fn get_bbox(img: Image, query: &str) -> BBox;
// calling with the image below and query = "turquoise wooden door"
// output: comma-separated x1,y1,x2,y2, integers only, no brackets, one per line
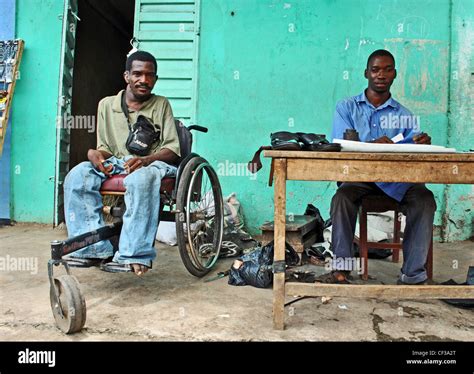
133,0,200,123
54,0,78,225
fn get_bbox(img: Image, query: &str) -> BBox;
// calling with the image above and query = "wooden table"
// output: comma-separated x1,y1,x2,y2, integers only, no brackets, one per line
264,150,474,330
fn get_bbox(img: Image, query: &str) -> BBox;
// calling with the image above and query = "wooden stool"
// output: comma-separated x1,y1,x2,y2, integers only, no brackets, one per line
353,195,433,281
261,215,318,254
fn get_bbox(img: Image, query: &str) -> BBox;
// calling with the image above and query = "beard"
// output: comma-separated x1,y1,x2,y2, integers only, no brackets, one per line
131,86,152,101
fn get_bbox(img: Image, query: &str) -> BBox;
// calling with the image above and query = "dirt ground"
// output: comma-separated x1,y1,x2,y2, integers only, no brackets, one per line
0,223,473,341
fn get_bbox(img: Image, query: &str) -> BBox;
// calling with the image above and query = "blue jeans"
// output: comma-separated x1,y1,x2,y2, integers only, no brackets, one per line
63,156,177,267
330,183,436,284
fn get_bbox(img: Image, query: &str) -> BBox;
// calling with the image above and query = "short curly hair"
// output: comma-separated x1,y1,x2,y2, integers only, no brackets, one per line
125,51,157,73
366,49,395,68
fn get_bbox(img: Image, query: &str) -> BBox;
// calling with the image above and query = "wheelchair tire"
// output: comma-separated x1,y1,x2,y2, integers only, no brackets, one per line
50,275,86,334
175,156,224,277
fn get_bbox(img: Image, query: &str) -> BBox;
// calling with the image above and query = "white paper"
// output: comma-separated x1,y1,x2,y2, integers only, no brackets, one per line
333,139,457,153
391,133,404,143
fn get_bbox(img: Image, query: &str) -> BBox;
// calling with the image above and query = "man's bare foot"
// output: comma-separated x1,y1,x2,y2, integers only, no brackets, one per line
131,264,149,276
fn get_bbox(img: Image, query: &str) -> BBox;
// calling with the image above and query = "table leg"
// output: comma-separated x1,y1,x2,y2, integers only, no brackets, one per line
273,158,287,330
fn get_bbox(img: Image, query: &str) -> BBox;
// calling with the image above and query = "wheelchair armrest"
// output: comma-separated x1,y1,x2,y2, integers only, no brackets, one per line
187,125,208,133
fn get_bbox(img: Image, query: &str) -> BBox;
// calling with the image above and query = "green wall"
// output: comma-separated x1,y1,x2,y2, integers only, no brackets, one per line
11,0,63,223
444,0,474,241
195,0,472,238
7,0,473,241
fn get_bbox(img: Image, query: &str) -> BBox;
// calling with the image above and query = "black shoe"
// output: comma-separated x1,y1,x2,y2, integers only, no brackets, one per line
296,132,342,152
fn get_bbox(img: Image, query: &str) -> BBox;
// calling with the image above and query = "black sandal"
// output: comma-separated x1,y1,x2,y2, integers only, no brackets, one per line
247,131,339,174
270,131,302,150
100,261,152,274
296,133,342,152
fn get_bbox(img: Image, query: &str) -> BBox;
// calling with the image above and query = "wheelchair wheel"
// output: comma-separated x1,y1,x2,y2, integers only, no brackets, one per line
176,156,224,277
50,275,86,334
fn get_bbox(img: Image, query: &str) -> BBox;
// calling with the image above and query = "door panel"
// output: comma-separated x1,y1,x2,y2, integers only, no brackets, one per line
54,0,78,226
134,0,200,122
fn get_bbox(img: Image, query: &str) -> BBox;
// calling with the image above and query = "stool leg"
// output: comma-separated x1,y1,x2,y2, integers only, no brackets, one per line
360,208,369,281
392,210,401,263
425,231,433,280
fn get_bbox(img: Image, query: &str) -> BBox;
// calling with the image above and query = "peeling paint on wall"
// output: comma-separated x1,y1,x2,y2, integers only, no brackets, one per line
197,0,459,236
443,0,474,241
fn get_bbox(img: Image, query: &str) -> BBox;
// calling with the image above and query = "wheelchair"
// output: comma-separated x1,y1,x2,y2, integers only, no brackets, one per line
48,121,224,333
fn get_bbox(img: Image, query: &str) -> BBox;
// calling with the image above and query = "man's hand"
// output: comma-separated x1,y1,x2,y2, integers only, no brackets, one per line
124,149,179,173
413,133,431,144
87,149,113,176
124,156,151,174
370,136,393,144
124,149,179,174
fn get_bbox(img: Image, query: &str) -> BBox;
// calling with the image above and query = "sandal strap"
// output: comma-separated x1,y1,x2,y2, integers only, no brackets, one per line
100,261,133,273
247,146,272,173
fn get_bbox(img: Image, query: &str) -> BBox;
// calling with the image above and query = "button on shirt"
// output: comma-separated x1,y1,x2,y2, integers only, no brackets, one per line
331,91,421,201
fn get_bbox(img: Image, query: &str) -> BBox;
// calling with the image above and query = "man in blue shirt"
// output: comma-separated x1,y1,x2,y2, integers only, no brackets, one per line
317,49,436,285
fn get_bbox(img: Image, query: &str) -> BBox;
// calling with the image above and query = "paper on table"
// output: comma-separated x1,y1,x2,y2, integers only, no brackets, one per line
333,139,457,153
391,133,404,143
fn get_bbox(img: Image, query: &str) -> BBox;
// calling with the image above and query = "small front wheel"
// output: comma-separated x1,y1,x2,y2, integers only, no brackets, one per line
175,157,224,277
50,275,86,334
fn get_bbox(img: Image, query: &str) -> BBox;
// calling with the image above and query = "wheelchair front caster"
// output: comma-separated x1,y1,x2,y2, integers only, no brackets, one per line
50,275,86,334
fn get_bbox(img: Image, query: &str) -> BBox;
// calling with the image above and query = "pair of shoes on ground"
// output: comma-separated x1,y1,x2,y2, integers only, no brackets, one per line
270,131,342,152
314,271,437,285
63,256,151,276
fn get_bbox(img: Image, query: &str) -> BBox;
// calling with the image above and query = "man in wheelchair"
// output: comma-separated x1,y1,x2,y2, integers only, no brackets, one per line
63,51,180,276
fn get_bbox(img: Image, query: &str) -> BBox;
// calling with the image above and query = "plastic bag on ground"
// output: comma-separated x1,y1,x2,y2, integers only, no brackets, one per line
156,221,177,246
228,240,299,288
224,192,244,230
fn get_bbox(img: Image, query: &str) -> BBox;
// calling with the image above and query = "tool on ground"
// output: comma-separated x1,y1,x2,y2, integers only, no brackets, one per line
204,270,230,282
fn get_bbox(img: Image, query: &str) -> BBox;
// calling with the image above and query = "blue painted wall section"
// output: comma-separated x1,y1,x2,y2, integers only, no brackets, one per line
0,0,16,221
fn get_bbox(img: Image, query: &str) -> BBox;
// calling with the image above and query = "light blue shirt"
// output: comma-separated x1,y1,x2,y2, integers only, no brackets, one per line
331,91,422,201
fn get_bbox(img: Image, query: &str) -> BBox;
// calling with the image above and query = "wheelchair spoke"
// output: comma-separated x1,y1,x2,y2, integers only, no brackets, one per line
176,157,224,276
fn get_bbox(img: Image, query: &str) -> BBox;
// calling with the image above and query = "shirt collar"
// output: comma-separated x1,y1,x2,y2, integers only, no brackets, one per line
356,90,400,110
112,89,157,113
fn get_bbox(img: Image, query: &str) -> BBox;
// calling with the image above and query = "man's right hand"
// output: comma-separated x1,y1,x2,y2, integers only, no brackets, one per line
87,149,113,176
370,136,393,144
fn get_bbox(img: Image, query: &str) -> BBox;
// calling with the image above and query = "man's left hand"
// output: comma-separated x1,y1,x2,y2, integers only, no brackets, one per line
125,156,151,173
413,133,431,144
